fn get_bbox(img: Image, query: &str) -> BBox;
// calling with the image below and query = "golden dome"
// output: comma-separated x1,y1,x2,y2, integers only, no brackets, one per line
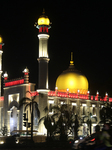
38,10,50,26
56,53,89,94
0,36,3,43
38,17,50,26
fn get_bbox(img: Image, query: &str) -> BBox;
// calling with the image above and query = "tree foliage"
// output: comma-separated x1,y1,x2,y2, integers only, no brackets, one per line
39,104,80,140
51,104,80,140
19,91,40,142
39,107,57,138
82,112,97,135
99,102,112,125
73,114,79,138
1,125,8,136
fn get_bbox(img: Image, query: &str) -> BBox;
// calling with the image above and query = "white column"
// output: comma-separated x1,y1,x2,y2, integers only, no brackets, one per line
17,110,20,130
0,107,1,129
0,50,3,97
38,34,49,58
7,111,11,135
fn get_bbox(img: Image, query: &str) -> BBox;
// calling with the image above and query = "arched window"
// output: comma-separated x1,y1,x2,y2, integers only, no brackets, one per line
11,110,13,117
39,27,43,32
49,104,52,112
83,106,86,115
46,27,48,33
72,106,76,113
93,107,96,115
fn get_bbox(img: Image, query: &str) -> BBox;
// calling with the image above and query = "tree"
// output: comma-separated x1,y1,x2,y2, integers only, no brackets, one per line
39,107,57,140
1,125,8,136
39,104,80,141
52,105,70,137
82,112,97,135
51,104,80,140
99,102,112,125
19,91,40,142
73,114,79,138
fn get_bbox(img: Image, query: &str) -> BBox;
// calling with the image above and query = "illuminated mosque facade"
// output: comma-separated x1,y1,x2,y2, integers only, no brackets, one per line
0,11,111,136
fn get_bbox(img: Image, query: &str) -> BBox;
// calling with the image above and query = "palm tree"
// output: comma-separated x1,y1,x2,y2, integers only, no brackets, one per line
99,106,106,125
51,104,79,140
82,112,97,135
99,102,112,125
39,104,80,140
39,107,57,140
19,91,40,142
73,114,79,138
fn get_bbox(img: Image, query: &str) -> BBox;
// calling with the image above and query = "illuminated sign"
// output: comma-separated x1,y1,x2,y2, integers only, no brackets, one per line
5,79,24,87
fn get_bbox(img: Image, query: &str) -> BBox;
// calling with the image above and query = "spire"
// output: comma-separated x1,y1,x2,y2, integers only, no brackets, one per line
0,35,3,96
3,72,8,80
23,67,29,84
42,8,45,15
70,52,74,65
23,67,29,73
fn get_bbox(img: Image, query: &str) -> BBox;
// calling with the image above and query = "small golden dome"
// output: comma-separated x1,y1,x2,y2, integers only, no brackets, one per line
0,36,3,43
38,10,50,26
38,17,50,26
56,53,89,94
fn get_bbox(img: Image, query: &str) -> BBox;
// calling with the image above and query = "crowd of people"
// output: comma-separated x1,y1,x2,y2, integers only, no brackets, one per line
81,123,112,150
74,123,112,150
94,123,112,150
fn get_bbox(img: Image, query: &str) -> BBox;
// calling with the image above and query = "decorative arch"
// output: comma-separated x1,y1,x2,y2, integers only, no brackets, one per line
8,100,19,111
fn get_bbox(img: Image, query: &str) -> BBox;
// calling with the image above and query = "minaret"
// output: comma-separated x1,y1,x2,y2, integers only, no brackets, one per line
3,72,8,87
23,67,29,84
0,36,4,96
34,10,51,91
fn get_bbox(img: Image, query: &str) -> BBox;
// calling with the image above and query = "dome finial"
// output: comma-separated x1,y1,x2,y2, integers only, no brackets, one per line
71,52,73,61
70,52,74,65
23,67,29,73
42,8,45,15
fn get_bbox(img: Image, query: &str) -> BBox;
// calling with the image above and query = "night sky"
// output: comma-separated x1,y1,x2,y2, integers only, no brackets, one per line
0,1,112,97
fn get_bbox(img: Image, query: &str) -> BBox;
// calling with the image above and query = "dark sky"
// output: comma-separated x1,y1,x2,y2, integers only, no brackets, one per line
0,1,112,97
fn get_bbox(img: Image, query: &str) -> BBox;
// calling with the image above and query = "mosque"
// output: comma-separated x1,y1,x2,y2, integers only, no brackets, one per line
0,11,111,137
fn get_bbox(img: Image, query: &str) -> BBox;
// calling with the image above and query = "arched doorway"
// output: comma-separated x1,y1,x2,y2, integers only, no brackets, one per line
10,106,18,133
8,100,19,134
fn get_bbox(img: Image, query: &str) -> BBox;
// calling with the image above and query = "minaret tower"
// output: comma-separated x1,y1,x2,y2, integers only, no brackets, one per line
23,67,29,84
35,10,51,91
0,36,4,96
